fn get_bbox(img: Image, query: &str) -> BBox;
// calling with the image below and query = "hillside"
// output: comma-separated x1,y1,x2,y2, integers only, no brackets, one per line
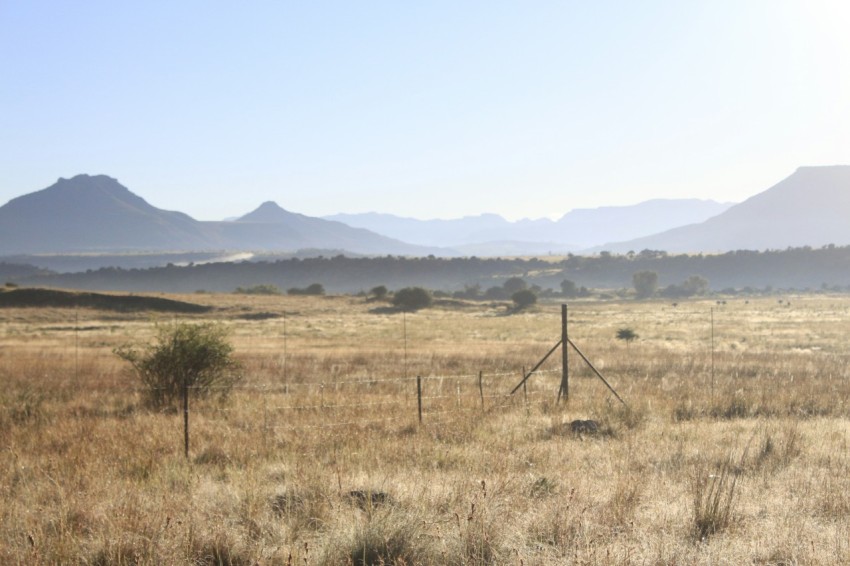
602,166,850,252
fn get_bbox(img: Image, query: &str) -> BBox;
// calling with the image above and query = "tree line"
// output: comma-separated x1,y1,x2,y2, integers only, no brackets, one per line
5,245,850,295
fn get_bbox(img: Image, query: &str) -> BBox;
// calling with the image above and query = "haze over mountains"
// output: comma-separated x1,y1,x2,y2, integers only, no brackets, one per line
327,199,732,252
1,166,849,263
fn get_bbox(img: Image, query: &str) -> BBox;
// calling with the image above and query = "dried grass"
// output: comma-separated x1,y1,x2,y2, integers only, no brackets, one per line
2,294,850,563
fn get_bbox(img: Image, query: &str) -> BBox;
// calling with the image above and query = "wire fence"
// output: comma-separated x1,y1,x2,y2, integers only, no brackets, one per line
200,368,559,435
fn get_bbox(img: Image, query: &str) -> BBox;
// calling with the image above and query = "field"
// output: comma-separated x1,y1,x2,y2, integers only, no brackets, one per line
2,292,850,564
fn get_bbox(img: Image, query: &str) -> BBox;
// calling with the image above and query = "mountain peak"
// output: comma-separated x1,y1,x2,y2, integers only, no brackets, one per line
238,201,297,223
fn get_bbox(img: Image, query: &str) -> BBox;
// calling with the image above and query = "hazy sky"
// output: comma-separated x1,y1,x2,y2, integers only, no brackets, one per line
2,1,849,221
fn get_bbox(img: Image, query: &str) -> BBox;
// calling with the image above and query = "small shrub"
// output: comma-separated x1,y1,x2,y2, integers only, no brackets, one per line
234,284,281,295
368,285,388,300
392,287,432,311
511,289,537,310
115,322,242,408
287,283,325,296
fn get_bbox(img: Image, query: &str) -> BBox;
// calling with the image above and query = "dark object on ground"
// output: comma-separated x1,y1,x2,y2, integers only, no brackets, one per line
570,419,600,435
347,490,393,509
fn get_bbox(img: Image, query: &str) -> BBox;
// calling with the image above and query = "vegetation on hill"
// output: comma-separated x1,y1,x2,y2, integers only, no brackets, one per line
5,244,850,296
0,287,212,312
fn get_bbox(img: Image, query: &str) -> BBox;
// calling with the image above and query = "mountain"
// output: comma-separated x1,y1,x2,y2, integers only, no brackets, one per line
599,166,850,253
0,175,438,256
221,201,443,255
0,174,216,253
325,212,521,248
553,199,732,248
326,199,732,251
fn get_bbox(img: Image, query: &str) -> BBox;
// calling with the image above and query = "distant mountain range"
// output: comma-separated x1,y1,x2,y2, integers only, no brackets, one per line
326,199,732,252
0,175,436,256
1,166,849,261
600,166,850,253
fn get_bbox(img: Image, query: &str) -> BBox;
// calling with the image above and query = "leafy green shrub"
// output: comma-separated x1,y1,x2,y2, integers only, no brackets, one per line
115,323,242,407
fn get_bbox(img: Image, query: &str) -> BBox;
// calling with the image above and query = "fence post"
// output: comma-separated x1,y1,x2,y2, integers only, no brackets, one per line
478,370,484,413
558,304,569,402
183,376,189,460
416,376,423,425
522,365,529,415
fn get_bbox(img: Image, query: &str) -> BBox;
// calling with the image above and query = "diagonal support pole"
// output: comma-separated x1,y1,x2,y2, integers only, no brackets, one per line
510,339,562,395
567,337,628,407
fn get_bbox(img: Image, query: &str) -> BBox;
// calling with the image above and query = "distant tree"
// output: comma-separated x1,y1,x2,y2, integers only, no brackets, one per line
681,275,709,296
512,289,537,310
659,275,709,298
503,277,528,294
369,285,388,300
392,287,432,311
616,328,638,347
560,279,578,297
633,270,659,299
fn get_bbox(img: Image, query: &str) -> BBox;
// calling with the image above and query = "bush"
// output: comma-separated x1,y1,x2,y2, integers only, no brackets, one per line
503,277,528,294
234,284,281,295
392,287,432,311
115,323,242,407
511,289,537,310
560,279,578,297
287,283,325,296
369,285,388,300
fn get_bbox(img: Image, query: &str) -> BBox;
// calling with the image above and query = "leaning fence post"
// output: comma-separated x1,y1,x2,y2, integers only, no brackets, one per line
416,376,423,424
478,371,484,413
523,365,529,416
183,375,190,460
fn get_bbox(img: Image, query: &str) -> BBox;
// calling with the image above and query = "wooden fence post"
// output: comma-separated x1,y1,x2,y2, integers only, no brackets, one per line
558,304,569,402
478,371,484,413
416,376,423,424
183,376,190,460
523,365,529,416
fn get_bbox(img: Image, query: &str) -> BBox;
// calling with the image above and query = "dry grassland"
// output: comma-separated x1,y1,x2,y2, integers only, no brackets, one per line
2,292,850,564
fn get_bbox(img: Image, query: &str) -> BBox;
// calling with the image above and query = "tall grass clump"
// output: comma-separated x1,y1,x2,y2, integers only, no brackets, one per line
691,454,743,540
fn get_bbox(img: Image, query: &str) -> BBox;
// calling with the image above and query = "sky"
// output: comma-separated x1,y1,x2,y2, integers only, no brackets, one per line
1,1,849,221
